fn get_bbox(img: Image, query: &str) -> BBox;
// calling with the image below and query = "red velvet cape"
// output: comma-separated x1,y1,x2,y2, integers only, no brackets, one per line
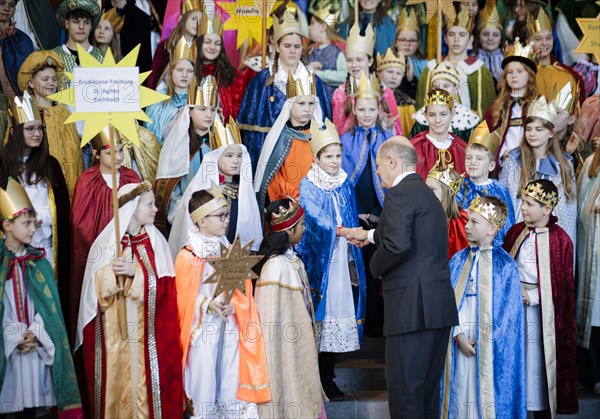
410,131,467,180
69,165,141,339
82,232,183,418
201,63,245,121
503,217,578,414
448,209,469,260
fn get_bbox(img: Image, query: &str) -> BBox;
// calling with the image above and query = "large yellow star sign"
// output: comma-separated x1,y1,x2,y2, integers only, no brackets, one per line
218,0,278,48
575,14,600,63
48,45,169,147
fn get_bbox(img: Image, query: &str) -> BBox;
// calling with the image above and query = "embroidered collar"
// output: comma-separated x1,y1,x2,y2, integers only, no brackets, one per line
306,162,347,191
426,133,453,150
188,228,229,258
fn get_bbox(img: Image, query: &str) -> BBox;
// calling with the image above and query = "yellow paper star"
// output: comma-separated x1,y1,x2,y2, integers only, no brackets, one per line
405,0,456,23
205,236,262,304
575,14,600,63
218,0,278,48
48,45,169,147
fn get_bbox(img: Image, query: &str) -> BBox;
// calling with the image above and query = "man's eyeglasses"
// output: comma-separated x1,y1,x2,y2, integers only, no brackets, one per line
23,126,45,134
206,212,230,221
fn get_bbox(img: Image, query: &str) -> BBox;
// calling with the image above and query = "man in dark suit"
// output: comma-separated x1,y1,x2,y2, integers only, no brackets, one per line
349,137,458,419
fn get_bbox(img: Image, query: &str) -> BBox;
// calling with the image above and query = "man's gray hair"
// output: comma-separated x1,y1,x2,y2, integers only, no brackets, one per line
378,136,417,165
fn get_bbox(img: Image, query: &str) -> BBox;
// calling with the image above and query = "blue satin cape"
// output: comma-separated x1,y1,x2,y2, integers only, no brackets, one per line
296,177,367,342
238,68,331,170
341,126,390,208
455,178,516,241
442,243,526,419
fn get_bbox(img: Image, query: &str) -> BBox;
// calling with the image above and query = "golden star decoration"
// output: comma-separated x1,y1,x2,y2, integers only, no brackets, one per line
205,236,262,304
405,0,457,23
575,14,600,63
218,0,278,48
48,45,169,147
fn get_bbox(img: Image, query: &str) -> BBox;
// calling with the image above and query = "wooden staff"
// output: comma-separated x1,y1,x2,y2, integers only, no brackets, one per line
109,122,128,340
354,1,359,24
262,0,267,68
437,0,442,63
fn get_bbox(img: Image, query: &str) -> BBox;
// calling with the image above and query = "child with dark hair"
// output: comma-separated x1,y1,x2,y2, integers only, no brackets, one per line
175,187,268,418
254,198,325,419
504,179,578,417
0,179,82,417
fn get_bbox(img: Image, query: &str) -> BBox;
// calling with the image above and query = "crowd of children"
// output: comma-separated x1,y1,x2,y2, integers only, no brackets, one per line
0,0,599,418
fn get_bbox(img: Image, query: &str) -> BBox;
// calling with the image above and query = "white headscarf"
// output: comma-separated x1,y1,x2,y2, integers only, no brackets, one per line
167,144,262,257
253,95,323,192
75,183,175,349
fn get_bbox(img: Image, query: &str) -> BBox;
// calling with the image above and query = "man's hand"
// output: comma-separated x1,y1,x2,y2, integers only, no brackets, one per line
456,334,476,357
346,227,371,247
17,331,38,353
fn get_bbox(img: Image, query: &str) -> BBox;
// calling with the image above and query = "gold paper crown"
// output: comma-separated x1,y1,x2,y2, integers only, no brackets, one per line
211,116,242,149
446,10,474,33
552,82,574,114
181,0,204,14
313,5,339,28
377,48,406,72
424,89,454,110
100,7,125,34
309,118,340,155
347,23,375,57
396,8,420,34
190,182,230,224
478,1,503,31
0,178,34,221
171,36,196,64
271,195,304,232
430,62,460,87
468,121,501,157
286,71,317,98
522,180,559,209
528,95,557,125
91,125,122,150
469,195,507,228
354,73,381,100
427,162,464,194
501,37,538,72
8,91,41,126
198,7,224,36
188,75,218,107
527,7,552,35
272,3,302,42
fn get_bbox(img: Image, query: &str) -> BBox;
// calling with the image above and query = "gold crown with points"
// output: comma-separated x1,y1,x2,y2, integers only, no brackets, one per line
469,195,507,228
211,116,242,149
272,3,302,42
478,0,503,30
396,8,420,34
354,73,381,100
430,62,460,86
527,7,553,35
91,125,122,151
522,180,559,209
171,36,196,64
100,7,125,33
446,10,474,33
347,23,375,57
426,162,464,194
468,121,501,157
286,71,316,99
528,95,557,125
424,88,454,110
313,4,340,28
0,178,34,221
501,37,538,72
8,91,41,126
552,82,575,114
198,7,224,36
181,0,204,14
271,195,305,232
377,48,406,72
309,118,340,155
190,182,230,224
188,75,218,107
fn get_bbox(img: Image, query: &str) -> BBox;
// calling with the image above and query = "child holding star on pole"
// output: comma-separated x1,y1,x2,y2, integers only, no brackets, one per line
175,185,269,419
